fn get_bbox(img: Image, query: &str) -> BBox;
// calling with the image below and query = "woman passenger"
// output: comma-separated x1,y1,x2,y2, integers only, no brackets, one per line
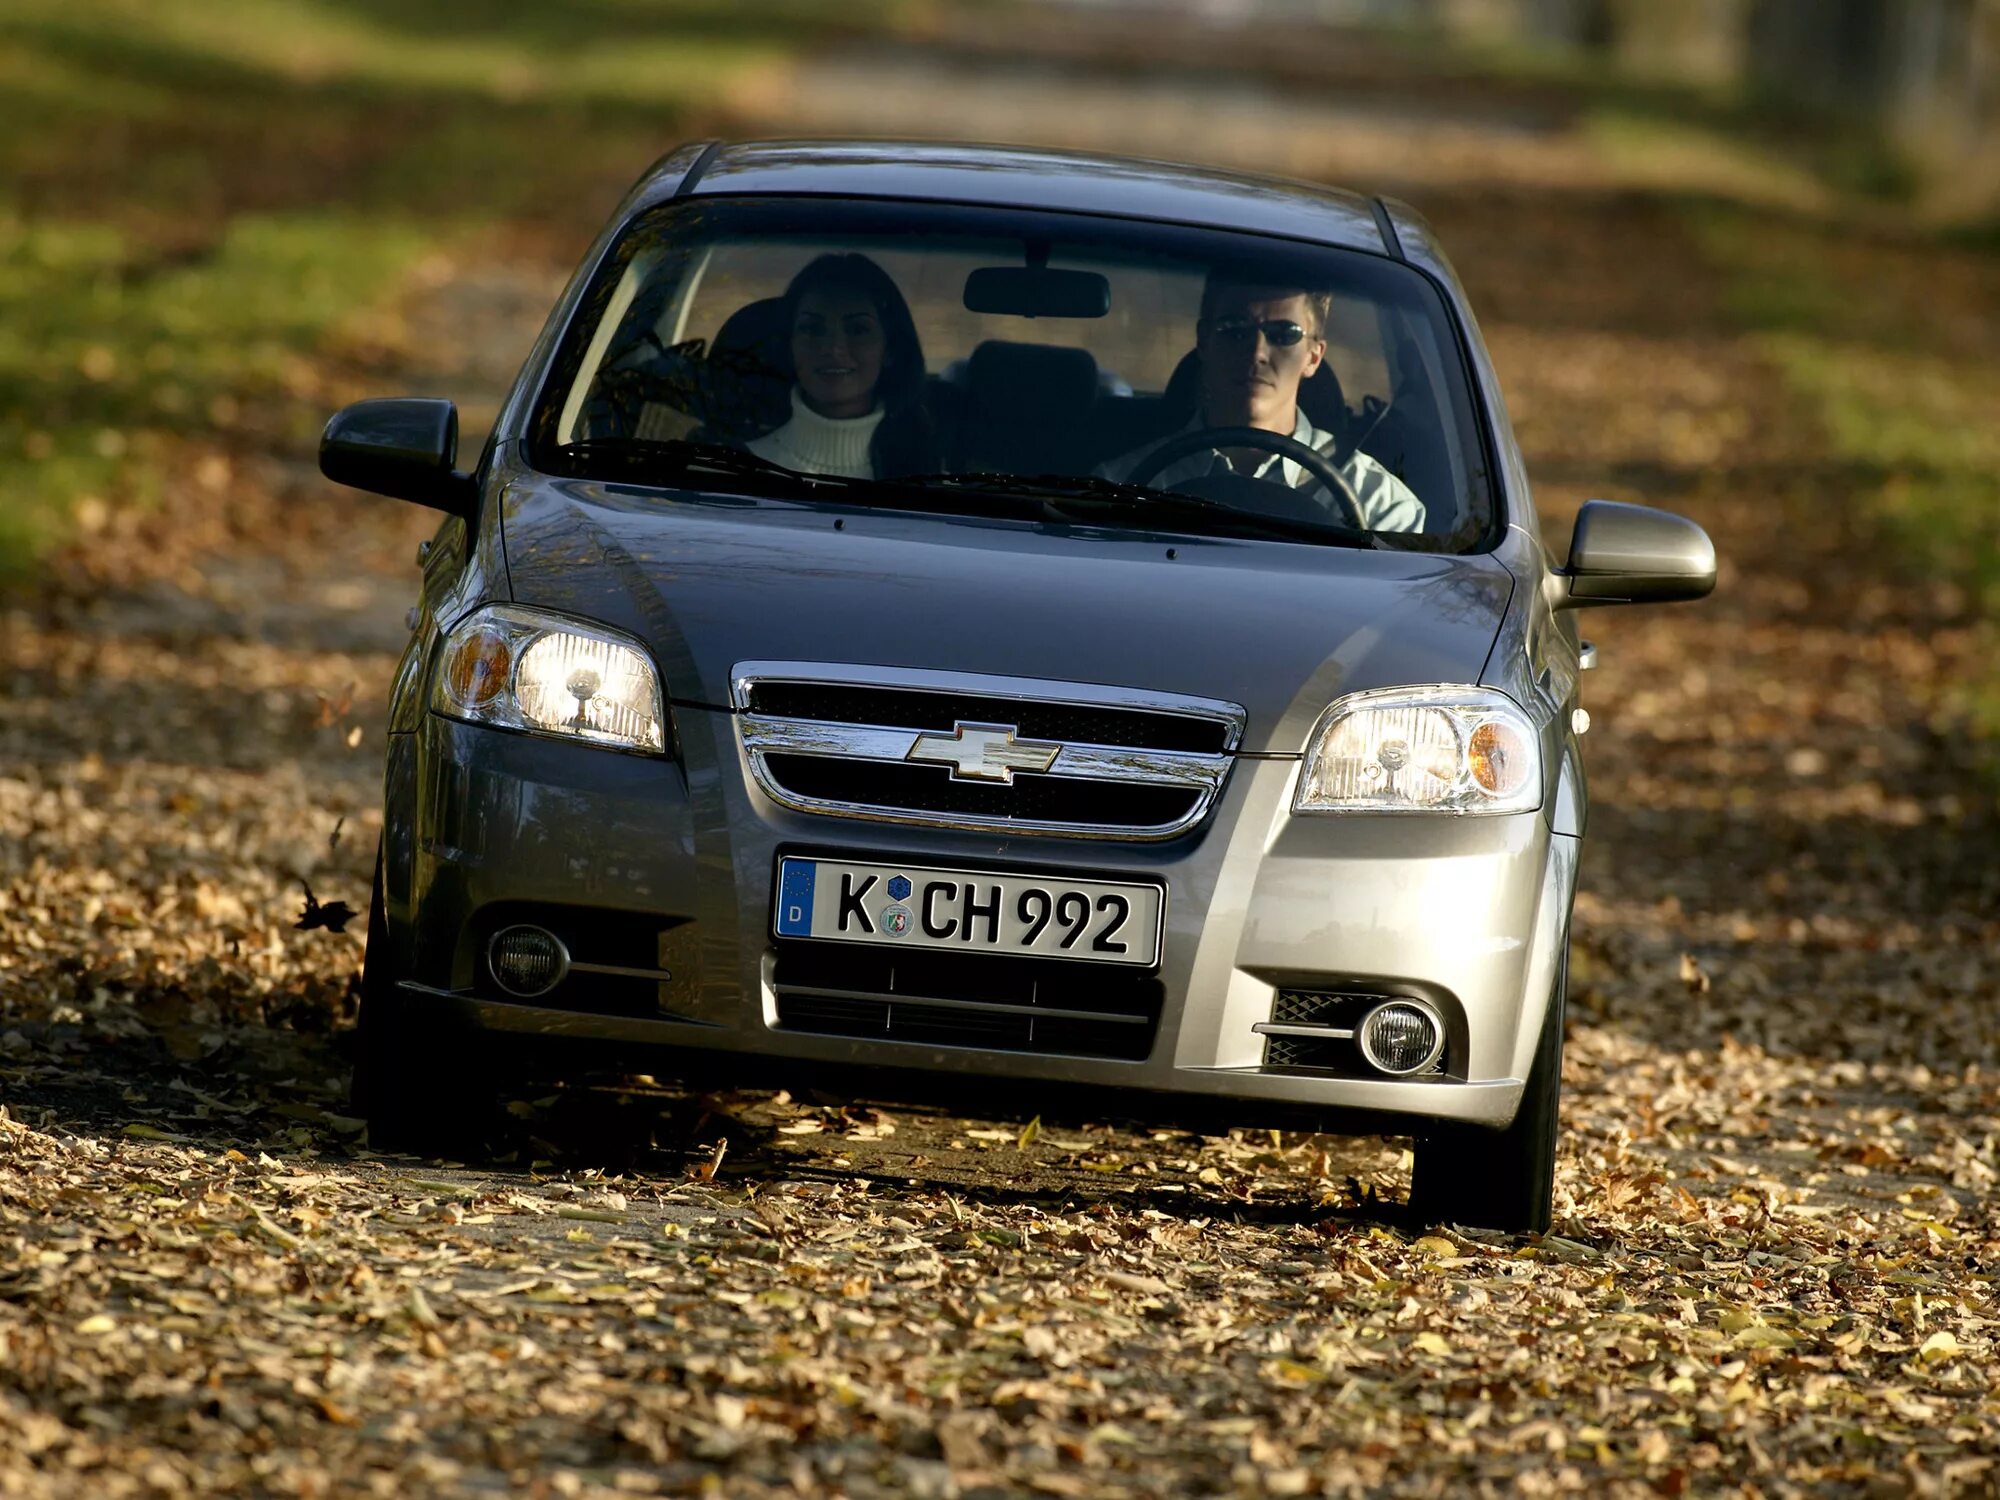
747,253,936,479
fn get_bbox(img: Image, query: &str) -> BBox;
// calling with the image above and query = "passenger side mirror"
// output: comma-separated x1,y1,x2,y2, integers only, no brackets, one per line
320,397,476,515
1554,499,1715,608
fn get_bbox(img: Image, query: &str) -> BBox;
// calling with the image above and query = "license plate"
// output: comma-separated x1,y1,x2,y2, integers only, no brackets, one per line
773,857,1164,967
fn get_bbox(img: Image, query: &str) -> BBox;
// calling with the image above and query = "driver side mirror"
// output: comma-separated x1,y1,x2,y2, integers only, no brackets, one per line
1553,499,1715,608
320,397,476,515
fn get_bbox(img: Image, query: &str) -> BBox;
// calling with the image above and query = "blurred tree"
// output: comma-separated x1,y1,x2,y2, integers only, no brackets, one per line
1428,0,1997,209
1604,0,1745,85
1746,0,1996,200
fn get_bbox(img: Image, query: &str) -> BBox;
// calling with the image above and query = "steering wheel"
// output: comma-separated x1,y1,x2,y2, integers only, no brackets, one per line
1123,425,1366,531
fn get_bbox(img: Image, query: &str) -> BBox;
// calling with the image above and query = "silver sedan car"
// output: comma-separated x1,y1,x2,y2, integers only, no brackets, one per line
323,140,1714,1232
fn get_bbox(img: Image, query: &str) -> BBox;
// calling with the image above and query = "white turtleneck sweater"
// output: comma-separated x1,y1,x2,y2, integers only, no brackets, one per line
746,388,886,479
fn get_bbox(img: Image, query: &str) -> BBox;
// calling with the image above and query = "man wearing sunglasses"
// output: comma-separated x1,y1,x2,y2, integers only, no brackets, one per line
1098,279,1426,532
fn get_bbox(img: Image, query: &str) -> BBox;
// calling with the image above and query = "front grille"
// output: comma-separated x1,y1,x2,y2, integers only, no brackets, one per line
745,681,1230,754
772,944,1160,1061
735,664,1244,841
763,755,1201,829
1264,1034,1352,1070
1272,989,1376,1027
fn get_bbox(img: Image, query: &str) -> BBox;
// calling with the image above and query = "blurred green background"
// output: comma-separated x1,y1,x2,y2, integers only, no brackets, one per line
0,0,913,569
1442,0,2000,737
4,0,1996,729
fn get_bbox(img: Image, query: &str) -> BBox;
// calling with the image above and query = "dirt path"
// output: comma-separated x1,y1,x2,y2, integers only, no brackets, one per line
7,18,2000,1497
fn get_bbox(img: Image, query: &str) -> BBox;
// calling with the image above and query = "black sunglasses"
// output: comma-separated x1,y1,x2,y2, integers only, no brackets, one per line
1207,316,1311,348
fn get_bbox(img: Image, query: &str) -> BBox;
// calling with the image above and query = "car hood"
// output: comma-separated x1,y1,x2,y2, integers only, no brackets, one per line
498,479,1515,755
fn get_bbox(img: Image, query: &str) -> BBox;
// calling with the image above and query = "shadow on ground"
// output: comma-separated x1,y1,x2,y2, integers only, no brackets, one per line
1,1002,1422,1232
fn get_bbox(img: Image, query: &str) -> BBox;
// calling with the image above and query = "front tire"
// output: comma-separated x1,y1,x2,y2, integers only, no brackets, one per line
352,849,500,1157
1408,950,1566,1235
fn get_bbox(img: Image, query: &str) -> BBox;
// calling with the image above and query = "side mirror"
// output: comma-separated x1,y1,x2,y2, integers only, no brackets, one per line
320,398,476,515
1554,499,1715,608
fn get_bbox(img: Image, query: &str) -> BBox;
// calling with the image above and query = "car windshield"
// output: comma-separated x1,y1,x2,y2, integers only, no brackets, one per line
528,197,1497,551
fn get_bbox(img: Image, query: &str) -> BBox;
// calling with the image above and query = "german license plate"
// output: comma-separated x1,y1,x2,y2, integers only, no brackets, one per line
773,857,1163,967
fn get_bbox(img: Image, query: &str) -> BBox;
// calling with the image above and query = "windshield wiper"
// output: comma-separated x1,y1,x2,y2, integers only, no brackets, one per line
550,441,1060,525
547,447,1371,545
553,438,864,495
902,470,1159,504
896,471,1370,546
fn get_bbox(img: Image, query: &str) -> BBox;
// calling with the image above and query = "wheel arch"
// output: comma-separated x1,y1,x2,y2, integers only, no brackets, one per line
1507,829,1578,1088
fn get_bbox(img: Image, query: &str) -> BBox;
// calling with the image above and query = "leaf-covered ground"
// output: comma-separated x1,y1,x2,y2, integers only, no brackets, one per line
8,12,2000,1497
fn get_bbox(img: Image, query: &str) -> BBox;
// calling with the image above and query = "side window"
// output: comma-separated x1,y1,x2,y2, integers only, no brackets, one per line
556,252,656,443
1320,295,1391,411
1361,308,1475,535
673,242,813,347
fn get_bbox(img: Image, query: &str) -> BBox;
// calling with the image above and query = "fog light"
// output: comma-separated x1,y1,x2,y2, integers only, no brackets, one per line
489,925,569,998
1358,1000,1444,1076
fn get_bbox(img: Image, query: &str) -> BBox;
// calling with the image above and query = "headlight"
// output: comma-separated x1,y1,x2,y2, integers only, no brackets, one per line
432,604,666,753
1294,686,1540,815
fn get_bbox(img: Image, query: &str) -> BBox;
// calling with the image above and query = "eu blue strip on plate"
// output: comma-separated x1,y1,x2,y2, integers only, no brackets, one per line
775,859,816,936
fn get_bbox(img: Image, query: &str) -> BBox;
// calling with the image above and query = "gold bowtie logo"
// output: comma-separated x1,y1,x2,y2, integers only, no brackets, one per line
905,721,1062,784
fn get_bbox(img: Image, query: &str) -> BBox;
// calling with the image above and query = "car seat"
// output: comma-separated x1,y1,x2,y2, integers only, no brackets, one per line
574,296,792,443
1349,336,1459,534
945,341,1103,476
699,297,793,440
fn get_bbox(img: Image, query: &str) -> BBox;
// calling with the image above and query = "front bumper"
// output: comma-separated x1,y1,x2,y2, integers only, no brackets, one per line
392,709,1578,1131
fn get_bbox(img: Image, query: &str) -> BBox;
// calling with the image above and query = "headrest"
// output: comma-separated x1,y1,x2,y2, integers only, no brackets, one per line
712,297,789,374
965,341,1101,420
704,297,792,436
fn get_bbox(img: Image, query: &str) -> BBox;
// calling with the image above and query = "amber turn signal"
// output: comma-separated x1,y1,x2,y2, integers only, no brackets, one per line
444,628,512,710
1468,718,1532,797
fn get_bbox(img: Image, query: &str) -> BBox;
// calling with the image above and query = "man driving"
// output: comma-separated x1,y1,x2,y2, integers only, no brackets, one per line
1098,278,1426,533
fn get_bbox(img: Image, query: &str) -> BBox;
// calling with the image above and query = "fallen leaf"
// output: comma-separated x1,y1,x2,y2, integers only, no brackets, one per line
1104,1271,1172,1296
1919,1331,1962,1363
293,880,356,934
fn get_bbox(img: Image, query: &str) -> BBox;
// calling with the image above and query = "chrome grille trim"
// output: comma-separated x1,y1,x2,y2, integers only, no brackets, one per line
732,662,1244,840
738,718,1227,789
731,661,1247,750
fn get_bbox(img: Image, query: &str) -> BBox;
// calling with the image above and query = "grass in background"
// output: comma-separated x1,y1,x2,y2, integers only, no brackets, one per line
1687,205,2000,740
0,0,912,577
1440,23,1925,209
1549,70,2000,748
1581,109,1830,213
0,215,429,564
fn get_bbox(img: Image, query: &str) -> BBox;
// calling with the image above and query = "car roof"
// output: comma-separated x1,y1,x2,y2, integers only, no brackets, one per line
635,140,1392,255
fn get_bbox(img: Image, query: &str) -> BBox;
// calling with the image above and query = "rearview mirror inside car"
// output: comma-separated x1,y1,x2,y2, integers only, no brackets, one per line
320,397,476,515
963,266,1112,319
1555,499,1716,608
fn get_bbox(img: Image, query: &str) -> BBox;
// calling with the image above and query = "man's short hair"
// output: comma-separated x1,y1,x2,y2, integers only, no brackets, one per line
1199,276,1332,338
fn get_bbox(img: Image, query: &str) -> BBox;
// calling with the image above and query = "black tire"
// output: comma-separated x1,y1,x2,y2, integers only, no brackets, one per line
1408,950,1566,1235
352,848,500,1158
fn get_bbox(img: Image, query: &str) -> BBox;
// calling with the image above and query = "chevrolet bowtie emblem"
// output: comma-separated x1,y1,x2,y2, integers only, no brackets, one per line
906,721,1062,783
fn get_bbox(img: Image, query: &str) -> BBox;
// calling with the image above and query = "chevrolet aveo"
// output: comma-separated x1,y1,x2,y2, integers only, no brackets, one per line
322,141,1714,1232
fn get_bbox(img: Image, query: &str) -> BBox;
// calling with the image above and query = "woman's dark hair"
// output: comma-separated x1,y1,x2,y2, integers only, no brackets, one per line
778,252,936,475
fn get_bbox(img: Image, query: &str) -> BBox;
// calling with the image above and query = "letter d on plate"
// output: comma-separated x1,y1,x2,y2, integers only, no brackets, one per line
775,859,817,936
